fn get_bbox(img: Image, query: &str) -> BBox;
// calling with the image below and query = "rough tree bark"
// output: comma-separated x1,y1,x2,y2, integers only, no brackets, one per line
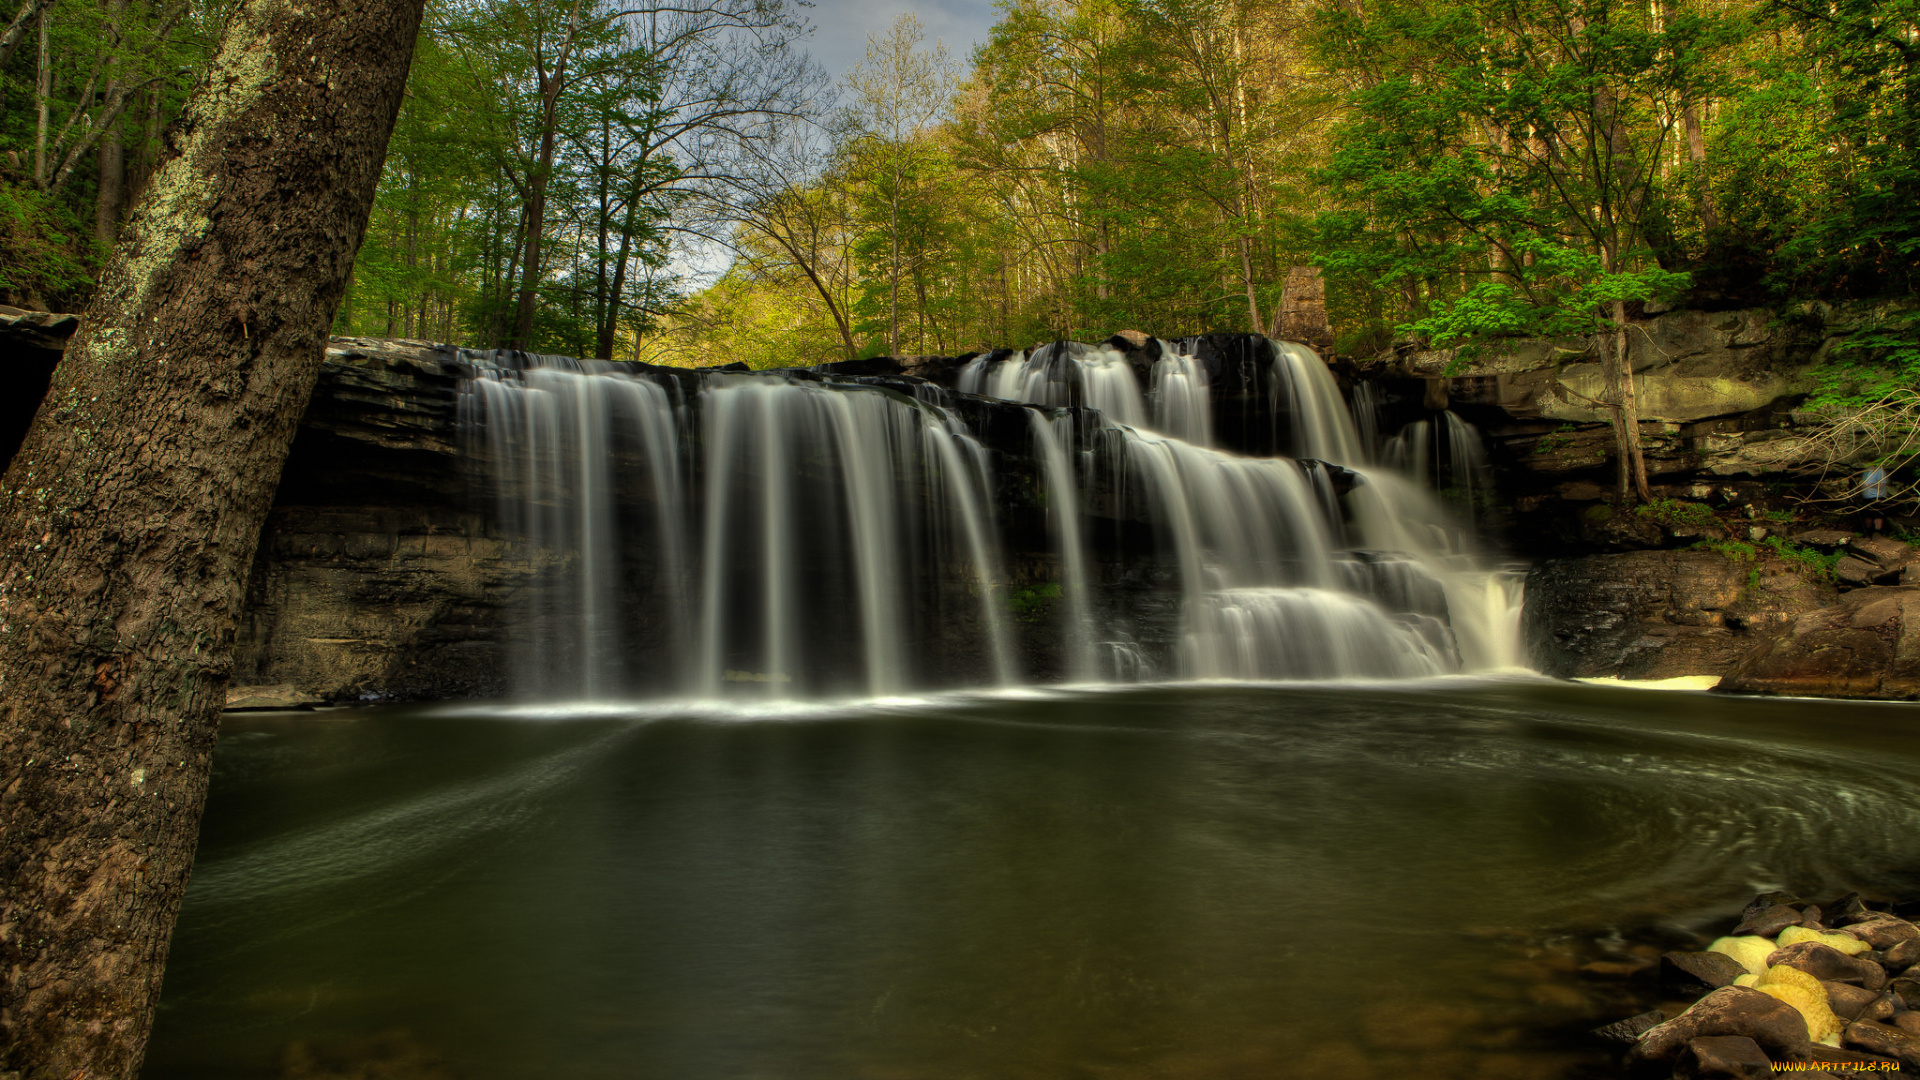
0,0,426,1072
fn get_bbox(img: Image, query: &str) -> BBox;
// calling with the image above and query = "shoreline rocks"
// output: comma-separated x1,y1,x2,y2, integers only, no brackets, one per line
1598,891,1920,1078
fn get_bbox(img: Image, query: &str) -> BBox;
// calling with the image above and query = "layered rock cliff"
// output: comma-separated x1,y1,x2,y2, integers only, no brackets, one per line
6,305,1918,701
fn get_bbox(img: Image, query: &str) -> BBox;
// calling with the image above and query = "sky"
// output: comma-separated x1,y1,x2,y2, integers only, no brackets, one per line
797,0,1001,85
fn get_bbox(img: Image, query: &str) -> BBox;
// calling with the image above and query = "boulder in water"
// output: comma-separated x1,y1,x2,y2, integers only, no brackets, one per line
1627,986,1812,1066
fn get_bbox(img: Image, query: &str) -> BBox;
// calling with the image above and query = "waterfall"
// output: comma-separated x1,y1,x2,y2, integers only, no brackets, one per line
1029,410,1096,682
1384,410,1495,534
461,336,1529,700
463,360,1015,698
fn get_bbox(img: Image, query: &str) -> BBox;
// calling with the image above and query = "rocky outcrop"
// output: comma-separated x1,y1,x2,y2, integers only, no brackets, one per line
230,338,521,702
1365,303,1912,558
1722,588,1920,699
1524,550,1836,680
1523,544,1920,699
0,305,77,470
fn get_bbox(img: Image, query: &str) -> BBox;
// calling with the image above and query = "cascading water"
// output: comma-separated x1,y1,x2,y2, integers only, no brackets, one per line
460,335,1527,700
952,336,1526,680
1384,410,1496,535
462,358,1015,698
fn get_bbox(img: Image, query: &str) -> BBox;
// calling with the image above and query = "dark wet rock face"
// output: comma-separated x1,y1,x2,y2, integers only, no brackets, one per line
1522,551,1834,680
1723,588,1920,700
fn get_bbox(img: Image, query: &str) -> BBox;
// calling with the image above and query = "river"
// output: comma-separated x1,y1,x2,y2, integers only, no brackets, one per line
144,679,1920,1078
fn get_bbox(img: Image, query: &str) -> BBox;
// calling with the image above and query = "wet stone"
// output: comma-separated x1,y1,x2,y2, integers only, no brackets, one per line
1627,986,1813,1068
1732,904,1805,938
1843,1019,1920,1069
1822,982,1880,1021
1664,951,1753,994
1869,938,1920,971
1769,941,1890,991
1840,914,1920,950
1677,1035,1773,1079
1593,1010,1668,1046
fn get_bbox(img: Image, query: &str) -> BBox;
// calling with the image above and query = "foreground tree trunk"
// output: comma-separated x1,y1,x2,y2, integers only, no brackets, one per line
0,0,426,1072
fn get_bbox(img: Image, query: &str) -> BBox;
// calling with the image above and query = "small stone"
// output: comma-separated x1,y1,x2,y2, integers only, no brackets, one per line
1790,530,1855,551
1843,1019,1920,1069
1892,1013,1920,1037
1665,951,1754,993
1746,891,1808,921
1711,936,1781,976
1892,977,1920,1009
1734,904,1806,938
1810,1044,1903,1070
1592,1009,1667,1045
1869,938,1920,972
1677,1035,1773,1079
1628,986,1813,1067
1844,914,1920,950
1834,555,1882,585
1822,982,1879,1021
1770,942,1890,991
1827,894,1872,925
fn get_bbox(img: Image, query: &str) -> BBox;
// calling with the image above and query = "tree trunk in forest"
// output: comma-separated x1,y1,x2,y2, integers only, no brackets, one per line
1615,299,1651,500
93,0,128,252
508,0,589,350
0,0,425,1073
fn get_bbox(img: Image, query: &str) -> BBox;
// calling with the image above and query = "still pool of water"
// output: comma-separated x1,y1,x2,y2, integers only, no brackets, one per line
143,680,1920,1079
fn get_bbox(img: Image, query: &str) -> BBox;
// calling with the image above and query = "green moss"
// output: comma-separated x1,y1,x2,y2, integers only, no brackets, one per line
1006,582,1063,622
1636,498,1720,531
1693,538,1758,562
1762,535,1842,580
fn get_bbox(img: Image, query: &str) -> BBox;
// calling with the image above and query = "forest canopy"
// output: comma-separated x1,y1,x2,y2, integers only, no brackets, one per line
2,0,1916,369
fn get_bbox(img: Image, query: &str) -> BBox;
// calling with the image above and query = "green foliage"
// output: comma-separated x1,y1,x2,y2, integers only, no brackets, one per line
1006,582,1063,622
1635,498,1719,531
1692,535,1840,580
1762,535,1842,579
0,176,96,308
1531,424,1576,455
1807,308,1920,410
1692,538,1758,562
